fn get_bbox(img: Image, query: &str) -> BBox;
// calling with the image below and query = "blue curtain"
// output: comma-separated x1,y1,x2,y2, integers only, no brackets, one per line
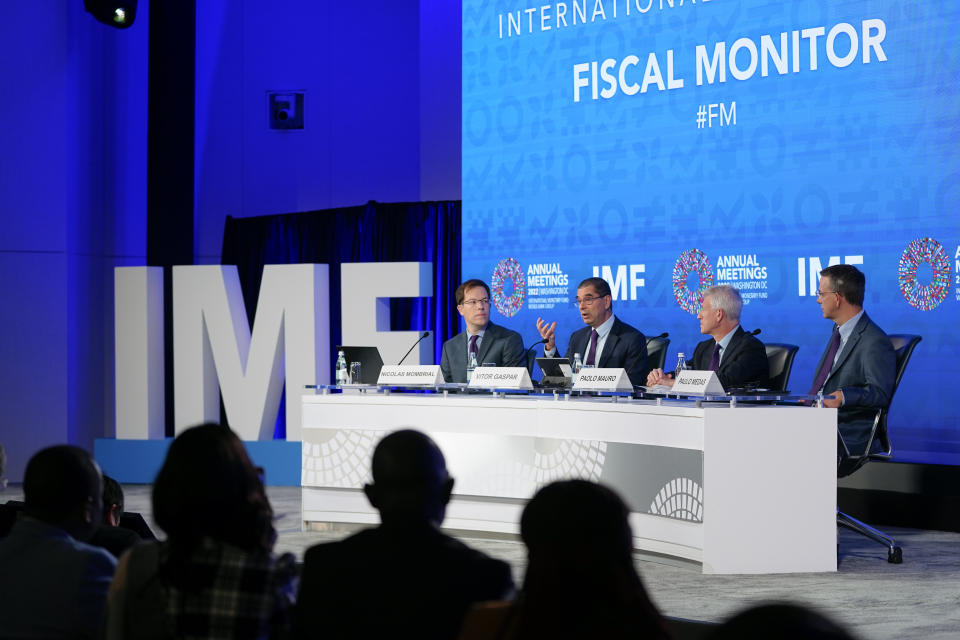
220,199,461,438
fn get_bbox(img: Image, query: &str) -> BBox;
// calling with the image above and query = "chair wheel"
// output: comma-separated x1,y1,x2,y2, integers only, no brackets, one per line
888,547,903,564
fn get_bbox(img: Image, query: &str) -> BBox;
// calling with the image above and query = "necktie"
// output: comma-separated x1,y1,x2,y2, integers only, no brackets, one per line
585,329,599,366
469,334,479,358
809,327,841,395
709,343,721,371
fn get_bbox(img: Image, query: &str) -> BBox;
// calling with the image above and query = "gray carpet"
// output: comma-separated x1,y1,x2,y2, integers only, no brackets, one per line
6,484,958,638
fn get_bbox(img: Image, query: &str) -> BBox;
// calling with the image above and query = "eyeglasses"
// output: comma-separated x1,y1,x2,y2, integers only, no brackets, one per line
462,298,490,307
815,290,839,299
575,295,605,307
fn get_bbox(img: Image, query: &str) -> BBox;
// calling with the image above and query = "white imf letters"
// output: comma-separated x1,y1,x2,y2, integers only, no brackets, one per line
592,264,645,300
797,256,863,296
116,263,439,442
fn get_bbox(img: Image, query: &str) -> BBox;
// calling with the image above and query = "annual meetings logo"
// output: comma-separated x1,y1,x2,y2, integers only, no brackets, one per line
490,257,526,317
672,249,714,314
897,238,951,311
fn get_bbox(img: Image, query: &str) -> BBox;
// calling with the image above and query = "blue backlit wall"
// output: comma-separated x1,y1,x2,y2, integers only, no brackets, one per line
194,0,452,264
462,1,960,463
0,1,149,481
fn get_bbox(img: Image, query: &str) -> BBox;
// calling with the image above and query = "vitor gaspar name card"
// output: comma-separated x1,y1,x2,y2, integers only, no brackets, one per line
468,367,534,390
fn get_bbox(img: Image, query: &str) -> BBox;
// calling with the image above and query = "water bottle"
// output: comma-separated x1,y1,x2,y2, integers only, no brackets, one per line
572,352,583,384
336,350,348,386
675,352,688,376
467,352,478,382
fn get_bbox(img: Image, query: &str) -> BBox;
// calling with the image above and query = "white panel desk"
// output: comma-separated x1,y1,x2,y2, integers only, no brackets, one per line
301,393,837,574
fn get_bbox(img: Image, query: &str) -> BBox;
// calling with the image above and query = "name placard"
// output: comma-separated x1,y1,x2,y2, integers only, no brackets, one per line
572,368,633,391
468,367,534,390
672,369,726,395
377,365,444,386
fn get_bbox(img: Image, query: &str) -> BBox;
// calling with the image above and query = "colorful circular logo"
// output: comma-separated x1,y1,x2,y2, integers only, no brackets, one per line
672,249,714,314
898,238,951,311
490,258,526,317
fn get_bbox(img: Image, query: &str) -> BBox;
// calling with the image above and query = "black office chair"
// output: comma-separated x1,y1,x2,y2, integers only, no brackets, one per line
644,335,670,379
764,343,799,392
836,334,921,564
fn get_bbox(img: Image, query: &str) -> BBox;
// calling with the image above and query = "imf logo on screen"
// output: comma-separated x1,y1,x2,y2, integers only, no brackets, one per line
898,238,952,311
491,257,526,317
672,249,714,314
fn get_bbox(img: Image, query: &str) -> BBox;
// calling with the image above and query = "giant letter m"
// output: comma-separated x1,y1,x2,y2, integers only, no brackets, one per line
173,265,329,441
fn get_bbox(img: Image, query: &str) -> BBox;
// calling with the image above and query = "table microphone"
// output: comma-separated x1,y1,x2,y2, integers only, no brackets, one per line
398,331,430,365
523,337,549,361
749,328,761,336
646,332,669,345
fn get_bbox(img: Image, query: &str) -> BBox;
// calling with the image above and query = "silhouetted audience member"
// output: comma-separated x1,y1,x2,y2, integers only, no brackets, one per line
0,445,117,639
295,429,515,640
102,473,125,526
0,442,7,490
709,602,857,640
89,474,141,559
459,480,671,640
103,423,296,639
0,441,16,537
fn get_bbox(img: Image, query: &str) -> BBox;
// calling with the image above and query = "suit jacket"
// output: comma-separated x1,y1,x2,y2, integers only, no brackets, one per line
294,522,514,640
440,322,525,383
691,326,769,390
815,312,896,455
89,523,141,559
562,317,648,387
0,517,116,639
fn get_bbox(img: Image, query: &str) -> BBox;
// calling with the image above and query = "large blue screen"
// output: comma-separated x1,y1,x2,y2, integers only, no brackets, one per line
462,0,960,464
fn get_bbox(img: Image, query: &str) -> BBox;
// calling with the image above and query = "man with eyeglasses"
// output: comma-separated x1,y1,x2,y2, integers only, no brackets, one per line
440,279,525,383
535,277,648,386
810,264,895,456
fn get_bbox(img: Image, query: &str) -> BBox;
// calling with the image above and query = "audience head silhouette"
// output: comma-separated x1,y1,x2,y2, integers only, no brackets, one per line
515,479,669,639
153,423,275,557
710,602,857,640
363,429,454,526
101,474,124,526
23,445,103,541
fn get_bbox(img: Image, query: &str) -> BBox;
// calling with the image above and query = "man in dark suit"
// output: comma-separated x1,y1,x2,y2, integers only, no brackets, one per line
810,264,895,456
88,474,140,559
440,279,525,383
536,277,648,386
0,446,117,639
646,284,768,390
295,430,514,640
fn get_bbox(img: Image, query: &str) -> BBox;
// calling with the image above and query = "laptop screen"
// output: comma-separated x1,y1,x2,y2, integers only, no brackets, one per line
336,346,384,385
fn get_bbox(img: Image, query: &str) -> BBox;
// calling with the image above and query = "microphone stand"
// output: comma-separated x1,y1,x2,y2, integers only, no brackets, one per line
398,331,430,365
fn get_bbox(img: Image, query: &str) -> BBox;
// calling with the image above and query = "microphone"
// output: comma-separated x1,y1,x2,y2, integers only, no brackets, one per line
523,338,549,362
749,328,761,336
646,332,669,345
523,338,550,384
398,331,430,365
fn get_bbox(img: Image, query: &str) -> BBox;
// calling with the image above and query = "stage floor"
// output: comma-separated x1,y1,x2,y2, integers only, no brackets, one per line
4,484,956,639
